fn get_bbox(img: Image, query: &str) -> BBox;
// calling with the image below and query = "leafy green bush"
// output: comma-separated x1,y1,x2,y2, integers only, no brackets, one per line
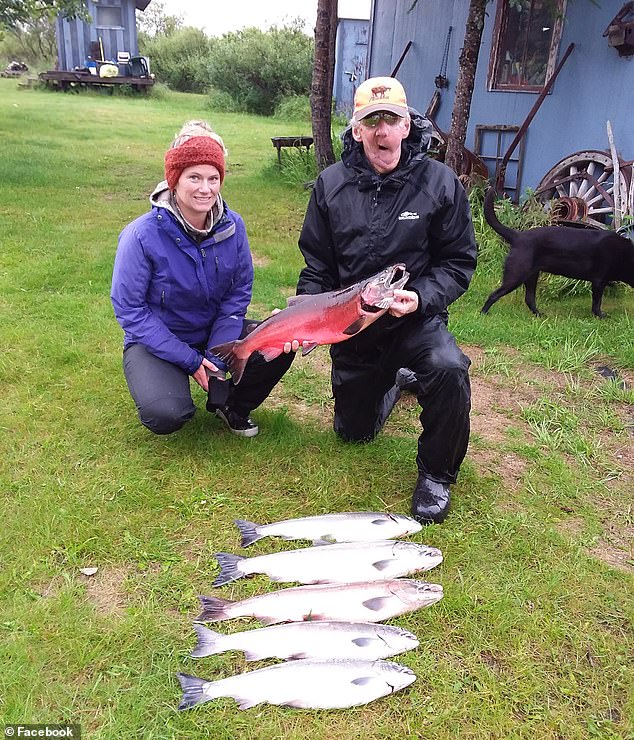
206,87,243,113
139,27,213,93
278,129,346,187
207,22,313,115
274,95,312,122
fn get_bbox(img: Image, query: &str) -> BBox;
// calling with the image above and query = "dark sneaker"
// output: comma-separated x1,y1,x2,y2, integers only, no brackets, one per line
215,406,259,438
411,475,451,525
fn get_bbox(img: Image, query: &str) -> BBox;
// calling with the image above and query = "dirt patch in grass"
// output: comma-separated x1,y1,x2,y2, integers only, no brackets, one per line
263,341,633,567
83,566,129,615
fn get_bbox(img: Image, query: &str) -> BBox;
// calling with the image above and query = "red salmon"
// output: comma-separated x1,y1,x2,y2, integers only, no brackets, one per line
210,264,409,383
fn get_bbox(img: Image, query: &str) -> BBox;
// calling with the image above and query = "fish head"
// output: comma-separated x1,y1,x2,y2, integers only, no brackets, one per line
416,545,443,571
359,264,409,312
386,513,423,536
392,579,444,608
375,659,417,691
381,625,420,653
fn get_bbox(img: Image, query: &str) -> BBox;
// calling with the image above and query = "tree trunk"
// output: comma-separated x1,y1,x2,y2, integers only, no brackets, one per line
311,0,338,171
444,0,487,175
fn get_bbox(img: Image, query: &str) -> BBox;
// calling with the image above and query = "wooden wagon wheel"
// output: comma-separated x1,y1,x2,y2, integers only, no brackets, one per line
534,150,631,229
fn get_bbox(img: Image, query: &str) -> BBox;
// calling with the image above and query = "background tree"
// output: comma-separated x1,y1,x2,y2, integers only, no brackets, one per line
444,0,487,174
0,0,86,30
311,0,338,171
0,14,57,65
136,0,182,39
207,22,313,115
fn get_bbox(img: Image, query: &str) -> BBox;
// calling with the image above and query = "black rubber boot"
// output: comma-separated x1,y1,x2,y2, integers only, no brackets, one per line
411,475,451,525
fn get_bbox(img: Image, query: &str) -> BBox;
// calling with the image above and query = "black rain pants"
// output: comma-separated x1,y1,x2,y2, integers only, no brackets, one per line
122,319,294,435
329,313,471,484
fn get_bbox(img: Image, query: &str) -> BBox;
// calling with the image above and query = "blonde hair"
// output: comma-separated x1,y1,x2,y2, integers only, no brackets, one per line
170,120,228,156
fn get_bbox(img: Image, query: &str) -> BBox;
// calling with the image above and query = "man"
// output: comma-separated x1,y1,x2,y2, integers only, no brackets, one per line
293,76,477,524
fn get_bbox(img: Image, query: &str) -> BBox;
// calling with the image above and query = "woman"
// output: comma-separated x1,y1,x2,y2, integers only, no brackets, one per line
111,122,291,436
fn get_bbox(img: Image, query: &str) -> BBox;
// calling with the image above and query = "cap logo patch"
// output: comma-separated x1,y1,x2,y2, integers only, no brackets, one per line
370,85,391,100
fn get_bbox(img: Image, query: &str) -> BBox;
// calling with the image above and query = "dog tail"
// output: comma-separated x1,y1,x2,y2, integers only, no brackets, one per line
483,187,519,244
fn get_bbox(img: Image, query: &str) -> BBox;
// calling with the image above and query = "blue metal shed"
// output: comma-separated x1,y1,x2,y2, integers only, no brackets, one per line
333,18,370,117
366,0,634,221
55,0,151,71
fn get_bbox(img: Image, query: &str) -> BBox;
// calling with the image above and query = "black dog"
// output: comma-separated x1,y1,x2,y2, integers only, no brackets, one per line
481,188,634,317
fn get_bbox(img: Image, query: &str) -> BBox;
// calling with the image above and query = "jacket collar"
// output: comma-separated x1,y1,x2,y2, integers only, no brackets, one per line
150,180,225,240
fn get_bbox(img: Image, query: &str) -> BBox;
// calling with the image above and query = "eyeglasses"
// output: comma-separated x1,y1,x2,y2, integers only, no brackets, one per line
359,112,402,128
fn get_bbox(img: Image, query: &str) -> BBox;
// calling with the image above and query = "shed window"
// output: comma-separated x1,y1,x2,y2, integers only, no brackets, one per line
489,0,566,92
96,6,123,28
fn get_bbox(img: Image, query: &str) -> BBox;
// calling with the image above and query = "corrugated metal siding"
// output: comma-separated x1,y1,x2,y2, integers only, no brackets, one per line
368,0,634,194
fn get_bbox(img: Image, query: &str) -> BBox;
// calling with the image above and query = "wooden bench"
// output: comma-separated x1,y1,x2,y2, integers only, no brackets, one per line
271,136,314,165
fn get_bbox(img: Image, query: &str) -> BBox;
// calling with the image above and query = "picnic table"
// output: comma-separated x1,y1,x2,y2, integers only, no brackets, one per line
271,136,314,165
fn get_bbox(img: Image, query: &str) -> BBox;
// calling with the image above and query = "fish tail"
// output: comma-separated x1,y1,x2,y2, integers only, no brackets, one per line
177,672,213,710
212,552,246,587
209,341,248,385
191,623,226,658
195,594,235,622
234,519,263,547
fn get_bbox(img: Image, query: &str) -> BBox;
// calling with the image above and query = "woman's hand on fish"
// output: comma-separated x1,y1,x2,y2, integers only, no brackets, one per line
388,289,419,317
192,358,221,392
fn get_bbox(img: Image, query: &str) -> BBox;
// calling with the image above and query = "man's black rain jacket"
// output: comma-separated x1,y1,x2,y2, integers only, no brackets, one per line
296,110,477,320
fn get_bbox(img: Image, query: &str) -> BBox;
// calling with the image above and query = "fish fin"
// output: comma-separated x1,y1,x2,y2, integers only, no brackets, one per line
258,615,283,626
243,650,265,662
234,519,263,548
362,597,390,612
287,652,308,660
371,559,394,572
258,347,284,362
342,317,368,336
212,552,246,587
374,297,393,309
286,294,312,306
195,594,234,623
284,698,309,708
371,518,390,525
236,696,263,710
351,676,376,686
177,672,211,710
209,341,248,385
351,637,376,647
300,342,318,356
311,537,336,546
190,623,225,658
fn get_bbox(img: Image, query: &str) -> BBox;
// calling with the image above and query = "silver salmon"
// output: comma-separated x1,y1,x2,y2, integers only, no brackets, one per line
196,579,443,625
234,511,422,547
177,658,416,710
212,540,443,587
191,620,419,661
210,263,409,383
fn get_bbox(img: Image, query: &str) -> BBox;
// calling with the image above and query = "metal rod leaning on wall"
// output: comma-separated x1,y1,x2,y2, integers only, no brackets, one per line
495,42,576,192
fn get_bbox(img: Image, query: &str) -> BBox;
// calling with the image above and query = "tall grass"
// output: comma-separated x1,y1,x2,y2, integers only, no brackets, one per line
1,79,633,739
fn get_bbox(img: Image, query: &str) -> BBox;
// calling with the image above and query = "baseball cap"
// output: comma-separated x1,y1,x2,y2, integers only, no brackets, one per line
353,76,408,121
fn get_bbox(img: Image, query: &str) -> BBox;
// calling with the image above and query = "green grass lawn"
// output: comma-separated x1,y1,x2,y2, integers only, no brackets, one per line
1,79,632,739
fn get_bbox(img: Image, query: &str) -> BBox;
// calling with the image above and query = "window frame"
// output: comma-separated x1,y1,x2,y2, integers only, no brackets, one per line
95,5,124,30
487,0,567,93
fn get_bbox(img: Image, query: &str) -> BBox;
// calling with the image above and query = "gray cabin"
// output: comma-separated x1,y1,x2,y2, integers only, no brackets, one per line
364,0,634,226
55,0,151,73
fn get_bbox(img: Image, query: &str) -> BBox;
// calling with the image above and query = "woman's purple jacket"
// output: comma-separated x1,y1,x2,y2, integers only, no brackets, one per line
111,201,253,374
